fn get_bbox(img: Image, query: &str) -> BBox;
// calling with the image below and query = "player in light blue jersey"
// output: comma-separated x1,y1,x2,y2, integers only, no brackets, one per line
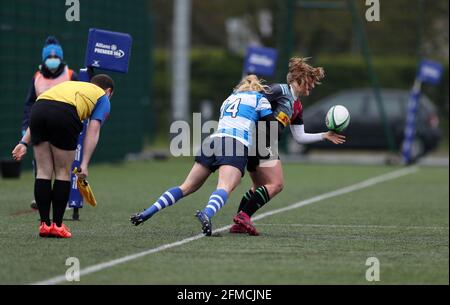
130,75,275,236
213,86,273,147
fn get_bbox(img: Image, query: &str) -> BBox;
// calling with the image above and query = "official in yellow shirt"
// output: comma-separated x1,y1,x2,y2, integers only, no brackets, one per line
38,81,109,122
12,74,114,239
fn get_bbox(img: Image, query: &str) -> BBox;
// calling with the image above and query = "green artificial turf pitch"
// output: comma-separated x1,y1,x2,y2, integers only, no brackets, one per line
0,159,448,284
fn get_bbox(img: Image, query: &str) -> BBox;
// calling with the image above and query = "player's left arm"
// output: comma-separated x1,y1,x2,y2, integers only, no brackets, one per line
78,95,111,178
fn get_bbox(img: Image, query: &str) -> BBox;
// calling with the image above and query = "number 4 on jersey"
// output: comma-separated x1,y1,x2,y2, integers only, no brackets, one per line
221,98,241,118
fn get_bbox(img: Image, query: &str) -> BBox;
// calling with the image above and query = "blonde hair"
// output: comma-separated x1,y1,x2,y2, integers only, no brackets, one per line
234,74,270,93
287,57,325,88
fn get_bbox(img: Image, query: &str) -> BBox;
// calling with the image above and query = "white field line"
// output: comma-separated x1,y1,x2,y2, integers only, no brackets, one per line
32,166,418,285
255,223,449,230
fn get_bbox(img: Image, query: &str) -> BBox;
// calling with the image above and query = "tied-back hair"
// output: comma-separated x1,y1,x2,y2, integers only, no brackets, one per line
234,74,270,94
287,57,325,87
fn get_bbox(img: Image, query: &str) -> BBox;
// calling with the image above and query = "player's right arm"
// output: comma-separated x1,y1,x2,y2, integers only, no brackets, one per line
256,96,283,156
22,78,37,133
290,124,345,145
289,106,345,145
12,127,32,161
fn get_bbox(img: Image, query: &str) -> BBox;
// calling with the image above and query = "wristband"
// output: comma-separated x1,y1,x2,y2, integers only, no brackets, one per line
19,141,29,148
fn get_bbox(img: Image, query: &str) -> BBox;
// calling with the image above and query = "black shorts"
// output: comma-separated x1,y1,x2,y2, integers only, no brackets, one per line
246,154,281,172
195,137,248,177
247,127,281,173
30,100,83,151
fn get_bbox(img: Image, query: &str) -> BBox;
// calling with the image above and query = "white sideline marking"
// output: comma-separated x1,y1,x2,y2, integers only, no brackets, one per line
255,223,449,230
32,166,418,285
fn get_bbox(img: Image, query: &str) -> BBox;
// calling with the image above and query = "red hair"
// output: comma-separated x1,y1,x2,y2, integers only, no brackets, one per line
287,57,325,88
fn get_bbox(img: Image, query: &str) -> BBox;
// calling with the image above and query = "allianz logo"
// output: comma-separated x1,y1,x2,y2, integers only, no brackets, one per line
248,54,274,67
421,66,441,78
94,42,125,59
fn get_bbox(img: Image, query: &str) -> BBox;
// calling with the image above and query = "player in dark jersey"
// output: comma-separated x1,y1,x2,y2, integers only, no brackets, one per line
130,75,275,237
230,57,346,235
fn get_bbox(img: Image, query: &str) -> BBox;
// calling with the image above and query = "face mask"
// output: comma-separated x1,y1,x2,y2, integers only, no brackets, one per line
45,58,61,70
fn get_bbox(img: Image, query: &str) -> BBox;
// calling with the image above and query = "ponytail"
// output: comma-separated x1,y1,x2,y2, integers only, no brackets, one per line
234,75,270,93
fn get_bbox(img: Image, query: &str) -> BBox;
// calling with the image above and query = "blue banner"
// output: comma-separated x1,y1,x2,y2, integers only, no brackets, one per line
68,121,87,208
85,28,133,73
417,59,444,85
402,59,443,164
243,47,278,77
401,84,422,164
69,29,133,208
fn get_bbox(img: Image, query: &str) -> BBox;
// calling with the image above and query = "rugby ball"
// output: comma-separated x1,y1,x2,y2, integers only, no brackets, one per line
326,105,350,133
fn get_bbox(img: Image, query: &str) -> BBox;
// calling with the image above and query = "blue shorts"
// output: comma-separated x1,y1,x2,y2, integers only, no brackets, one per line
195,137,248,177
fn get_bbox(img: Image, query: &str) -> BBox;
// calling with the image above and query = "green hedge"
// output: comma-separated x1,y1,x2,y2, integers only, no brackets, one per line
152,49,449,136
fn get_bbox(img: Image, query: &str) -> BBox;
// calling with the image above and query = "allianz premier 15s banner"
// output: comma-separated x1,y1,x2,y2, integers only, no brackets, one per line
85,28,133,73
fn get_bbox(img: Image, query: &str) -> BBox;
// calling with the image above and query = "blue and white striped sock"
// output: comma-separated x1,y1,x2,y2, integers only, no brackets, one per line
203,189,229,219
142,187,184,219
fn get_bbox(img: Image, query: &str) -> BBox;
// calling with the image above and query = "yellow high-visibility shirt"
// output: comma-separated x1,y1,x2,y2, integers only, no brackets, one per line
37,81,106,121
